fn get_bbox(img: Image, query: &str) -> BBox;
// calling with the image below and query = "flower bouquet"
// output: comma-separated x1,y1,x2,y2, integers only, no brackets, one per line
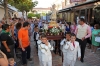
41,26,62,36
48,27,62,35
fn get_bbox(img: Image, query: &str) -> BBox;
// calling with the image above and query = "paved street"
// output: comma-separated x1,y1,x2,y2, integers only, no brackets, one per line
17,39,100,66
32,40,100,66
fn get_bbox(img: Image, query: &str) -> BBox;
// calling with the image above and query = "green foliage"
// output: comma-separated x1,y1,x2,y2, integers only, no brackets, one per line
27,13,41,19
94,5,100,13
35,14,41,19
94,5,100,21
8,0,22,4
27,13,35,18
41,13,46,16
9,0,38,12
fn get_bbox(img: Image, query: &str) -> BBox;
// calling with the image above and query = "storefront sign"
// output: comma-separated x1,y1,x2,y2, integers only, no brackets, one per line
70,0,86,3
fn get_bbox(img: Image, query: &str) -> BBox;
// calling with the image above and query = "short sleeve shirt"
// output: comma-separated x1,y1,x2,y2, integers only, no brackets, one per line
0,33,14,48
18,28,29,48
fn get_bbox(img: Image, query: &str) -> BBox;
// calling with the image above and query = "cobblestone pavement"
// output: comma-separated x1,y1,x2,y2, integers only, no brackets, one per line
17,40,100,66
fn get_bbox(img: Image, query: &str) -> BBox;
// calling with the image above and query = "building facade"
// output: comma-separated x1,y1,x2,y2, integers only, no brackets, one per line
32,8,50,14
58,0,99,24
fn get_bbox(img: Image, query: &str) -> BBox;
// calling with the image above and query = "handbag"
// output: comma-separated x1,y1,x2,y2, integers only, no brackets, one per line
95,36,100,42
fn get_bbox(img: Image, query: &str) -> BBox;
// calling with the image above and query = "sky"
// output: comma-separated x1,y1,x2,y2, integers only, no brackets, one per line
33,0,55,8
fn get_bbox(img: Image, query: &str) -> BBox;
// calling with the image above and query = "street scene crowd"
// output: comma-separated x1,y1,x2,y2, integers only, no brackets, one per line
0,17,100,66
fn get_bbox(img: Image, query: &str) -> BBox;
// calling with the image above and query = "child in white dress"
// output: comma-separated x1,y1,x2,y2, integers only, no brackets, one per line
39,35,53,66
60,32,71,66
37,35,42,66
63,33,81,66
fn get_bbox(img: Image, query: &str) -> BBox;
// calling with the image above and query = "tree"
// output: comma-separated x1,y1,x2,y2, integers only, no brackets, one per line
27,13,41,19
0,0,9,23
27,13,35,19
0,0,38,22
93,3,100,23
41,13,46,16
0,0,24,23
24,1,38,18
9,0,38,19
35,14,41,19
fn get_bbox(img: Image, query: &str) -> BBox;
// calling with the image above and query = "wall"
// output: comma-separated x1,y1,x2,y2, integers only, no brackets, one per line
0,7,16,20
0,7,5,20
0,4,19,20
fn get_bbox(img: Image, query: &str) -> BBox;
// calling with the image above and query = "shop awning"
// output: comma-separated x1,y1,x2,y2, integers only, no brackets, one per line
58,0,98,13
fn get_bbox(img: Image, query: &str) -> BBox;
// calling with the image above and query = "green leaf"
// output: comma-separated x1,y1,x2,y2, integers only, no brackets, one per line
8,0,38,13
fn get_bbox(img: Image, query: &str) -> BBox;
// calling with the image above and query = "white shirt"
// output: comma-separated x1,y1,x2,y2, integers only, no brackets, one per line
39,42,53,61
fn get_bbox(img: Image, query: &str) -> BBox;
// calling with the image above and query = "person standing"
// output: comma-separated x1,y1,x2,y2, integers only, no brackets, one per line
14,22,22,57
75,18,91,62
38,20,43,29
87,23,94,49
18,22,32,66
70,21,77,33
33,26,39,52
0,24,15,58
91,24,100,53
65,23,70,32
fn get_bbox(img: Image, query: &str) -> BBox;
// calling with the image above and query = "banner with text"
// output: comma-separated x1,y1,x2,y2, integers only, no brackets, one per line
70,0,86,3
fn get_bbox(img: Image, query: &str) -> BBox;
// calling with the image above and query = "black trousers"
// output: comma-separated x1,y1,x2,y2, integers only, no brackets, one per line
1,45,14,58
21,45,31,64
34,40,38,51
76,38,87,60
87,37,91,44
54,40,61,56
15,39,19,52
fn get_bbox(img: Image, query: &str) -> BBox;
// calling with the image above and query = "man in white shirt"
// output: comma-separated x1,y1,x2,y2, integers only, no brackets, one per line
75,18,91,62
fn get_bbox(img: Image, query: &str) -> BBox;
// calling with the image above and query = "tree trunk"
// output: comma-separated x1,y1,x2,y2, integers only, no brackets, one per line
26,11,28,19
22,11,24,19
4,0,9,23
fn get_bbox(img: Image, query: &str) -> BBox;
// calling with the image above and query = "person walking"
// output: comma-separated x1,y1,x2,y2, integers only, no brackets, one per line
60,32,71,66
18,22,32,66
61,33,81,66
39,35,53,66
75,18,91,62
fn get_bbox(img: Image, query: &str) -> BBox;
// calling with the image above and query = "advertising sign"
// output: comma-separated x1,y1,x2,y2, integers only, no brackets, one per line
70,0,86,3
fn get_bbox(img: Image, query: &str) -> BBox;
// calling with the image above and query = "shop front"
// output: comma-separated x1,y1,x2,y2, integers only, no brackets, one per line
58,0,99,24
